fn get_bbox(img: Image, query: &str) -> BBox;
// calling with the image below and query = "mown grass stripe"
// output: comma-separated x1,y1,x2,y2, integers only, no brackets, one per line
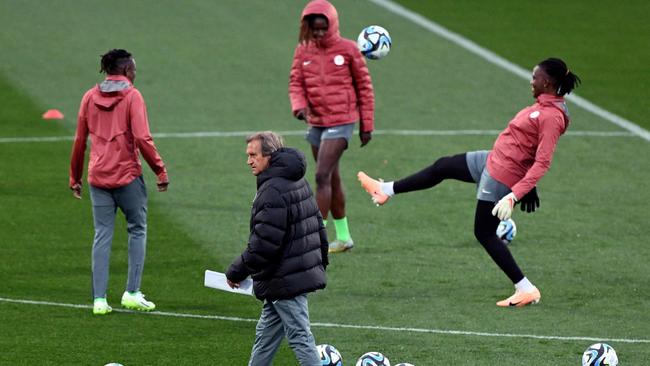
0,129,636,143
368,0,650,142
2,296,648,344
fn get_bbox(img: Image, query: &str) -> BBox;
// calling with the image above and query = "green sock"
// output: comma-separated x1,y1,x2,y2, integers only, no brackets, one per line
333,217,351,241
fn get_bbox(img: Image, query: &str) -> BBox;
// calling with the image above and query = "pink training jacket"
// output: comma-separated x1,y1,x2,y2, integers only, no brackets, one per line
69,75,167,190
289,0,375,132
487,93,570,200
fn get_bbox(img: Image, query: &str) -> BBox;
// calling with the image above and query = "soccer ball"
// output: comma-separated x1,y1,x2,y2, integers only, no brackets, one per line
395,363,415,366
582,343,618,366
317,344,343,366
356,351,391,366
104,364,124,366
496,218,517,244
357,25,391,60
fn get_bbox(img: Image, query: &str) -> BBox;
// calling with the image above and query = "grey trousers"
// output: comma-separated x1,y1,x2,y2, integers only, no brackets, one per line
89,176,148,299
248,294,320,366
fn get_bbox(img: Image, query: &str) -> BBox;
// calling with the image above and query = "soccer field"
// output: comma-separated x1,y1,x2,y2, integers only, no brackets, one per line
1,1,648,365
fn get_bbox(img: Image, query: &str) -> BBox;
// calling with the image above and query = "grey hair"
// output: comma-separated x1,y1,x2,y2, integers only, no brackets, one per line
246,131,284,156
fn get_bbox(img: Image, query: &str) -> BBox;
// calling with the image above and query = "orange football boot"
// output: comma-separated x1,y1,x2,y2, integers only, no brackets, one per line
357,171,389,206
496,287,541,307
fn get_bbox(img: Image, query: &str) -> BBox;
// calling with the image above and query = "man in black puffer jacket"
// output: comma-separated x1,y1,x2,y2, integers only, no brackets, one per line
226,131,328,366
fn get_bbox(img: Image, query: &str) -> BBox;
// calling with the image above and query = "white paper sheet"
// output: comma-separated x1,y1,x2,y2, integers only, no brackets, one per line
204,270,253,296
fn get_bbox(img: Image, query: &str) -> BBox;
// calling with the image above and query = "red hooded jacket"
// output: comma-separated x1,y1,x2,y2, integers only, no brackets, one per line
289,0,375,132
487,94,570,199
69,75,167,189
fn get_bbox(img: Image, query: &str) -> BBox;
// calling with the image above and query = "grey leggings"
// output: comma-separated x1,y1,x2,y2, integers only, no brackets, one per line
89,176,148,299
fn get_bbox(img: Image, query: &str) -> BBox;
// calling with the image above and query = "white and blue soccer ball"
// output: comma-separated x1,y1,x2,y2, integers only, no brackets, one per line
356,351,391,366
582,343,618,366
317,344,343,366
357,25,391,60
496,218,517,244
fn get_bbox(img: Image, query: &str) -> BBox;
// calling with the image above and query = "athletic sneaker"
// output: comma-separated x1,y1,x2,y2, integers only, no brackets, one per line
121,291,156,311
328,239,354,253
93,297,112,315
357,172,389,206
496,287,541,307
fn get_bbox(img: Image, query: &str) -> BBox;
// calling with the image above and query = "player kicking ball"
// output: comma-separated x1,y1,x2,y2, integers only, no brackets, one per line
358,58,580,307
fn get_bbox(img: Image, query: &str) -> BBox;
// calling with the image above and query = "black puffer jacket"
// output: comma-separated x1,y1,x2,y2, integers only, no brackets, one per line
226,148,328,301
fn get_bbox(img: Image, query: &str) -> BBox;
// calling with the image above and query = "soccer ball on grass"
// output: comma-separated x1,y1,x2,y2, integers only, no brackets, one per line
582,343,618,366
356,351,391,366
317,344,343,366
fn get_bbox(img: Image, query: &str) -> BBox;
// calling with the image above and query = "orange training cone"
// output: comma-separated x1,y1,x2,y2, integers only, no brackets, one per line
42,109,64,120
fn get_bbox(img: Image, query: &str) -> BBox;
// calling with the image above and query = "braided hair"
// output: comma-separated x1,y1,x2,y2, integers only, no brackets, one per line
538,58,581,96
99,49,133,75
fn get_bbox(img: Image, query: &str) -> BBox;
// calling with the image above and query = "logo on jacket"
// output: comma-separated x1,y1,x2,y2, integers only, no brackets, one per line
303,60,312,66
333,55,344,66
529,111,540,119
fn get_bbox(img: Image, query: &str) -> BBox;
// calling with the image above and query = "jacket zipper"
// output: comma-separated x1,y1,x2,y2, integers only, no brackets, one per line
319,47,329,114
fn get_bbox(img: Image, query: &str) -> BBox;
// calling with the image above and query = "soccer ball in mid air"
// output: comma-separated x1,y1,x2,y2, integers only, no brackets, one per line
582,343,618,366
357,25,391,60
496,218,517,244
356,351,391,366
317,344,343,366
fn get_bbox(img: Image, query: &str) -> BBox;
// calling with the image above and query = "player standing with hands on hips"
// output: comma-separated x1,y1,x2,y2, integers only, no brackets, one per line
289,0,375,253
226,131,328,366
69,49,169,315
358,58,580,307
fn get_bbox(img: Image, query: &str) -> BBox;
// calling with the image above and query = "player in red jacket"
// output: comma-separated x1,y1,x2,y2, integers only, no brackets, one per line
70,49,168,315
358,58,580,307
289,0,375,254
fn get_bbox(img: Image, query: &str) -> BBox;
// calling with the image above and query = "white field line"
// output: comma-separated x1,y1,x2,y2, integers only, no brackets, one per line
368,0,650,143
1,296,648,344
0,129,635,144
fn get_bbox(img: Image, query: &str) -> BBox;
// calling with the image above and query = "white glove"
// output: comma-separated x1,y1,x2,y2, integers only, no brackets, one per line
492,192,517,220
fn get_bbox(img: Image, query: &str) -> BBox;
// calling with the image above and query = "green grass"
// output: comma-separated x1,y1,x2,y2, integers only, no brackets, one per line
394,0,650,130
1,1,649,365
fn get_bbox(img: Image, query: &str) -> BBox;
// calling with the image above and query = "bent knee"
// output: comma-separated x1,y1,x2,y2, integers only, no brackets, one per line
314,171,332,186
474,227,495,245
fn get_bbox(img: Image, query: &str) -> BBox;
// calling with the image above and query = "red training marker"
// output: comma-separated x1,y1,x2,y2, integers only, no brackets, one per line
42,109,64,120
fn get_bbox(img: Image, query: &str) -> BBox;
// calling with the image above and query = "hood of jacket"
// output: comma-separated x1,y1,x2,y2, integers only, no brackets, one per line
536,93,570,133
257,148,307,188
301,0,340,48
91,75,133,111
